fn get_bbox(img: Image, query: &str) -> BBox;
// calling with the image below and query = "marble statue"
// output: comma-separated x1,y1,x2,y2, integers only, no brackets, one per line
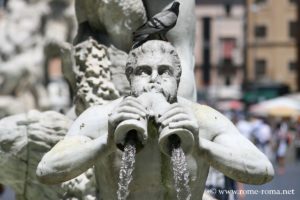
74,0,197,101
37,40,274,200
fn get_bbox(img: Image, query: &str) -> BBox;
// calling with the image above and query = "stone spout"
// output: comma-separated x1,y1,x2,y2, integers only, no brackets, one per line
113,92,160,152
114,92,195,154
117,92,194,156
114,118,148,152
158,126,194,156
142,93,194,156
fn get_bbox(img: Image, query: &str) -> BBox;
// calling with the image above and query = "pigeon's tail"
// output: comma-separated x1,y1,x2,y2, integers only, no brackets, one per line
132,39,147,49
133,33,148,42
132,34,150,49
132,41,142,49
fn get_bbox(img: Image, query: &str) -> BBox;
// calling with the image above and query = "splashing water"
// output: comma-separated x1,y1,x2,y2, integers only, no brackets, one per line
171,146,192,200
117,143,136,200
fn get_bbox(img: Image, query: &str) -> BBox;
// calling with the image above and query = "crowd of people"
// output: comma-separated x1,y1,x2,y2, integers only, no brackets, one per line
205,109,298,200
233,114,294,174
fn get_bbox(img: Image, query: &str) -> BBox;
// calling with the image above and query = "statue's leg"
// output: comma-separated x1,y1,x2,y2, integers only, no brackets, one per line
167,0,197,101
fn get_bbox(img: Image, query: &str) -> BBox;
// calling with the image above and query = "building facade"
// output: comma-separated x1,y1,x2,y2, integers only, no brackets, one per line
194,0,245,100
246,0,298,91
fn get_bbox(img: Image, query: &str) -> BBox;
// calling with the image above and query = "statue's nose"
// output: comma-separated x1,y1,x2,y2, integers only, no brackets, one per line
150,71,158,82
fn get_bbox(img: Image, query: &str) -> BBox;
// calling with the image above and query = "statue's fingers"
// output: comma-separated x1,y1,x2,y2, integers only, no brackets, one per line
169,120,198,133
121,98,148,114
168,102,180,109
109,113,140,126
117,106,147,118
124,96,144,106
158,107,186,123
165,103,183,113
161,113,189,127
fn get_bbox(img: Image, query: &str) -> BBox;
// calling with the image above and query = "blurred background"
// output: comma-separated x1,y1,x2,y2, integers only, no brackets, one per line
0,0,300,199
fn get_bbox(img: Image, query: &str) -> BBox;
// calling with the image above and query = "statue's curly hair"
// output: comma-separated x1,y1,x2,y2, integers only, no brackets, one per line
126,40,181,85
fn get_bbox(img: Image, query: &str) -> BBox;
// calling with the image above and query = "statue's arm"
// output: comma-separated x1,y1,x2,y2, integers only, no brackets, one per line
194,105,274,185
36,104,115,184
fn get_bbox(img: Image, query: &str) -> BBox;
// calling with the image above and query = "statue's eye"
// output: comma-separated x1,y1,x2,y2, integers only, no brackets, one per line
135,66,152,76
158,65,173,76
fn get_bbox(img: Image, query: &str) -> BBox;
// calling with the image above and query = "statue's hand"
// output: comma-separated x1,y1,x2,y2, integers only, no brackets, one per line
157,103,199,136
108,96,148,132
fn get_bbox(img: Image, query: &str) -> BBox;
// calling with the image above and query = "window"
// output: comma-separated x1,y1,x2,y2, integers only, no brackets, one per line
255,0,267,4
0,0,7,8
221,38,236,60
255,25,267,38
289,21,297,39
255,59,267,78
288,61,297,71
224,3,232,16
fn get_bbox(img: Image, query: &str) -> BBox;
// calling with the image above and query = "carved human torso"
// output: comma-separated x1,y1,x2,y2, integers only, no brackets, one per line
77,97,215,200
95,128,210,200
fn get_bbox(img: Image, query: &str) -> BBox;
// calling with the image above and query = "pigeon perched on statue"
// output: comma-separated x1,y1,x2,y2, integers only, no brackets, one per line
132,1,180,48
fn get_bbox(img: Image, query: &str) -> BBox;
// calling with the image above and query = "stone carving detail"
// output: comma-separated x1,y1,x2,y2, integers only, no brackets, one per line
75,0,147,51
0,110,70,199
107,45,131,96
62,168,96,200
73,38,120,115
0,1,274,200
0,110,98,199
0,0,141,199
75,0,197,101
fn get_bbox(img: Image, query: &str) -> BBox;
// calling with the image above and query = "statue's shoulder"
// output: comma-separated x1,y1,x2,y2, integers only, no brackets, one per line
177,97,226,120
82,98,123,115
177,97,215,112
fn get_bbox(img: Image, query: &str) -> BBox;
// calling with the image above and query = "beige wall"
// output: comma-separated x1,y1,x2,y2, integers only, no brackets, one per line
246,0,297,90
195,5,245,66
194,4,245,89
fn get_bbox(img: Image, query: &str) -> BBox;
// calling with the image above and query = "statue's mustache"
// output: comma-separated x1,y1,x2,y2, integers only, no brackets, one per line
131,82,176,103
143,83,163,93
141,84,174,102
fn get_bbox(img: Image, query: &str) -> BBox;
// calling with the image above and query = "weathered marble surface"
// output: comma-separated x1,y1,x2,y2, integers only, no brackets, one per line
74,0,147,51
142,0,197,100
0,110,68,199
0,110,98,199
37,41,274,200
0,1,273,200
0,0,128,199
74,0,197,101
61,39,130,116
73,38,120,115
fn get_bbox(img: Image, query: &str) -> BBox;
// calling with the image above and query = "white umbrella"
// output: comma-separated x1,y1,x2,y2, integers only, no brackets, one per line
250,95,300,118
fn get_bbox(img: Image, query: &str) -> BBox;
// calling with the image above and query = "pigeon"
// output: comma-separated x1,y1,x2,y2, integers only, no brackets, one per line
132,1,180,48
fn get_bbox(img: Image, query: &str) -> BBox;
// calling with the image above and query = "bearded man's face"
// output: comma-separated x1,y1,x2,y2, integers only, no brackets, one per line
129,51,178,103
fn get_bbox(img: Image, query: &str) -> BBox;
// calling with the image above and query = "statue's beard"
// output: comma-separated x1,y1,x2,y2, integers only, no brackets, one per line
131,83,177,103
